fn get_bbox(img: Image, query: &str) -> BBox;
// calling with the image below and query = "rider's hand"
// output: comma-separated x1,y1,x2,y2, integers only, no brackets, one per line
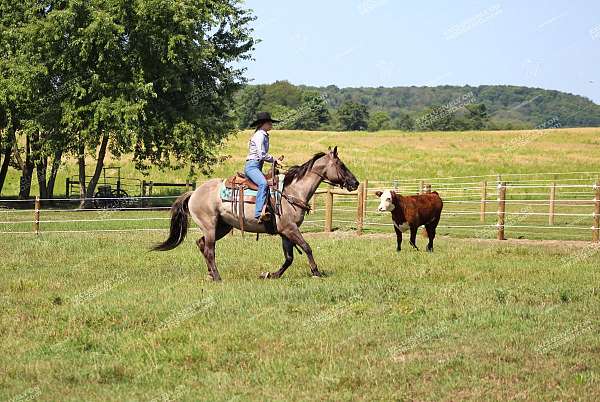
276,156,287,168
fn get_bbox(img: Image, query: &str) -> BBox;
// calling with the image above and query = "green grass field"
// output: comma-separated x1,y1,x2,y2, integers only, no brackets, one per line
1,232,599,400
2,127,600,197
1,128,599,400
2,127,600,241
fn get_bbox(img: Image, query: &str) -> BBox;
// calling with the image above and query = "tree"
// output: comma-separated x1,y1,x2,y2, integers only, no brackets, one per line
0,0,48,197
393,112,415,131
1,0,256,201
337,101,369,131
280,91,330,130
464,103,489,130
368,111,391,132
262,80,302,110
235,85,266,128
414,106,458,131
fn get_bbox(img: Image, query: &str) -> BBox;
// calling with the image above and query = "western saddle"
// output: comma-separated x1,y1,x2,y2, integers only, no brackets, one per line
224,171,278,191
223,169,282,236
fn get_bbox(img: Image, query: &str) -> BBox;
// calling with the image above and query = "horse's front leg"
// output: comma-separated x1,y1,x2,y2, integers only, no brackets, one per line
261,236,294,279
283,228,321,277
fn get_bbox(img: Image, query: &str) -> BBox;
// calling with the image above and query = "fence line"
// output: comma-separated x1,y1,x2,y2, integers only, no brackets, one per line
367,171,600,183
2,175,600,243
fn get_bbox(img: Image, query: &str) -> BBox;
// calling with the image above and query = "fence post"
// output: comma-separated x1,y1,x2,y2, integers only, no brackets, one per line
362,179,369,220
593,181,600,242
419,180,425,194
141,180,147,207
311,192,317,212
324,186,333,232
66,178,70,198
497,182,506,240
185,181,191,192
480,181,487,223
425,184,432,193
33,196,40,235
356,182,365,235
148,181,154,197
548,182,556,225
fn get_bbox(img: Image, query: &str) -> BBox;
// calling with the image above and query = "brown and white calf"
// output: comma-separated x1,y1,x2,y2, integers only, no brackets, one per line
375,190,443,252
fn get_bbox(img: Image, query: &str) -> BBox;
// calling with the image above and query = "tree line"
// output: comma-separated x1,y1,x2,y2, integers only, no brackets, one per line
234,81,600,132
0,0,254,199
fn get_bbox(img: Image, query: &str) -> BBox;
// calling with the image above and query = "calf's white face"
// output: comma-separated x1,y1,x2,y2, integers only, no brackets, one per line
377,190,395,212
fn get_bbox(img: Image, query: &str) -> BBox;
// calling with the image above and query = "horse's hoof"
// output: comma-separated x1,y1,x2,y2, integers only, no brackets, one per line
259,272,271,279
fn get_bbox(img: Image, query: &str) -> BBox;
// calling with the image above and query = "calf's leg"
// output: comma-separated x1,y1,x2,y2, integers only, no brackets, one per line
393,225,403,252
425,216,440,252
409,225,419,251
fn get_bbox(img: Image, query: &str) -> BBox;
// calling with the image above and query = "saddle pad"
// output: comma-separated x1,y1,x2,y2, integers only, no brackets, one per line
220,181,259,201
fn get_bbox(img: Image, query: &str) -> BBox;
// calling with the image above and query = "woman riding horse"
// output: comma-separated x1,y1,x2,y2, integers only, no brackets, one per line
244,112,285,223
153,147,359,281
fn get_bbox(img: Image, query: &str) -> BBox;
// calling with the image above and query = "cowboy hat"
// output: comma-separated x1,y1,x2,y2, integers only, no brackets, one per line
249,112,281,128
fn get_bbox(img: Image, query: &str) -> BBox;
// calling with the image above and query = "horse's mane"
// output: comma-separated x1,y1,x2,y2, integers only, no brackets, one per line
284,152,327,186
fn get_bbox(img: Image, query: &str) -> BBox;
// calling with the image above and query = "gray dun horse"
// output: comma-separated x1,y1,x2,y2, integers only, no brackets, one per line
153,147,359,281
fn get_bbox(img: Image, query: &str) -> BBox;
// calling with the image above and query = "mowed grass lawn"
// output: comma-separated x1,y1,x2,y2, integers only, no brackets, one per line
1,232,598,400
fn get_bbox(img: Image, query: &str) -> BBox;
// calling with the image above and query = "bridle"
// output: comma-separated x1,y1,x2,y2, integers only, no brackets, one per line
308,157,349,190
278,156,350,213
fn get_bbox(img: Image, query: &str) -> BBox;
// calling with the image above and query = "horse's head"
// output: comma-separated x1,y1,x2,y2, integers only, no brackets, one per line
318,146,359,191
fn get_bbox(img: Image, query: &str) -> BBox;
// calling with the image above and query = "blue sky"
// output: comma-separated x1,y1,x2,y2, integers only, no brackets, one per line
240,0,600,104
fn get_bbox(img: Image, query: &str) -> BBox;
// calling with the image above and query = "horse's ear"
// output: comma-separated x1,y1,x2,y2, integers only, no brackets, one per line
375,191,383,197
333,146,338,157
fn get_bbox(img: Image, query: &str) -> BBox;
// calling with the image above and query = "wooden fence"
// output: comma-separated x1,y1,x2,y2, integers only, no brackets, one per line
308,176,600,242
2,172,600,242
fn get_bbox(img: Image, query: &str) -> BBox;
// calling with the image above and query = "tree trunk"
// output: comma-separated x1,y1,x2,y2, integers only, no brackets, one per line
47,149,62,198
36,156,48,199
78,143,87,208
18,135,34,199
84,134,109,203
0,145,11,195
1,124,17,195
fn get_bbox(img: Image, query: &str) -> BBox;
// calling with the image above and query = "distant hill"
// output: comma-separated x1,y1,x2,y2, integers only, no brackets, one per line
302,84,600,128
236,81,600,130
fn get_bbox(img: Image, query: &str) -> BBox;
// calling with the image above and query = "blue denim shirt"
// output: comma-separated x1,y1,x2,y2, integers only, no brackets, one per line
246,129,275,163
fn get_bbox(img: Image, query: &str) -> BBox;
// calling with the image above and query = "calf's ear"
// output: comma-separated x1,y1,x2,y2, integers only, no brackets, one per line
375,191,383,197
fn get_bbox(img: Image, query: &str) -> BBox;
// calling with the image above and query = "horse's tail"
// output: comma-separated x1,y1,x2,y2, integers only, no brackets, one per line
152,191,193,251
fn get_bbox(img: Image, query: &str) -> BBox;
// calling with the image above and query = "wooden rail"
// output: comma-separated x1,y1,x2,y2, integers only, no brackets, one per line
5,177,600,242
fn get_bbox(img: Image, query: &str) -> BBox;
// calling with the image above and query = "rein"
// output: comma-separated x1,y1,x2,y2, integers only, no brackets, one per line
308,163,347,189
278,191,312,213
275,154,350,215
277,163,347,214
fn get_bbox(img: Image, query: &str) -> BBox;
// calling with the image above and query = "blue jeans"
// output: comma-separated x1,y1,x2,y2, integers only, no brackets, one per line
244,160,268,218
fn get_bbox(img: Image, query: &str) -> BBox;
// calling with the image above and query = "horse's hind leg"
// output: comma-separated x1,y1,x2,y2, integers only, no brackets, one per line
261,236,294,279
196,221,232,282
